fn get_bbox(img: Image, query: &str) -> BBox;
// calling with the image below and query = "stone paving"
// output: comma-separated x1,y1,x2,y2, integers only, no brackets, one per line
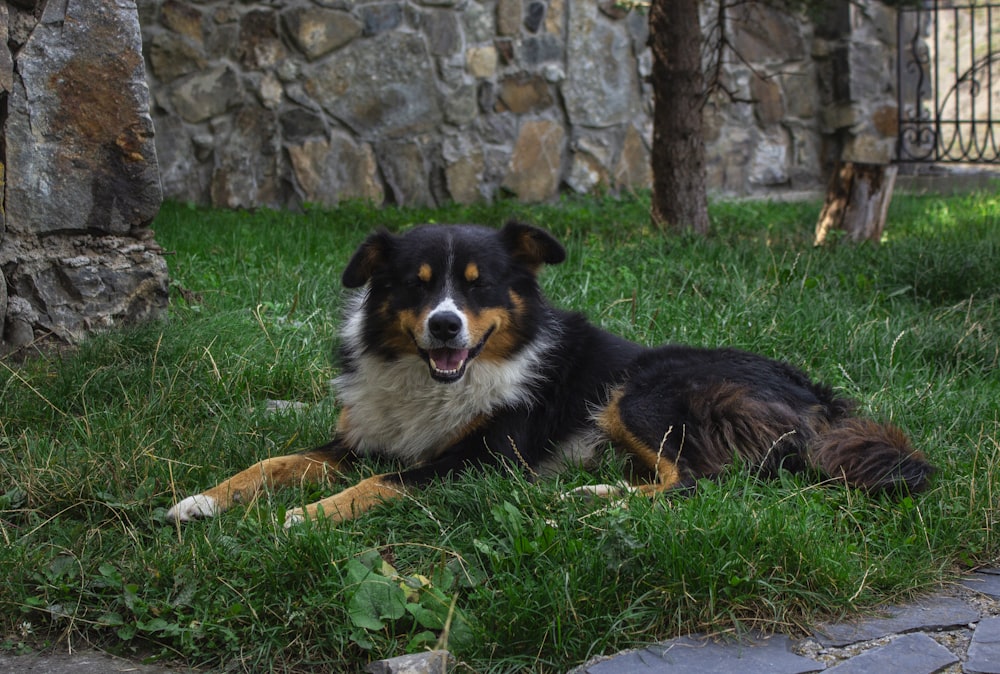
570,569,1000,674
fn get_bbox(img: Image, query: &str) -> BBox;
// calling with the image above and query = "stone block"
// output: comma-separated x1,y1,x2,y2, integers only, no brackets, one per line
280,108,328,143
494,37,514,65
237,9,285,68
3,235,168,344
567,150,608,194
437,52,466,89
814,596,980,648
444,144,485,204
787,124,822,185
525,2,545,32
167,65,242,123
582,634,821,674
463,1,494,42
303,32,441,139
497,0,522,37
253,72,282,109
466,46,497,78
842,132,895,165
210,104,283,208
963,573,1000,599
360,3,403,37
443,83,478,126
849,40,894,102
3,296,36,347
750,73,784,125
502,119,565,202
148,32,207,83
823,632,957,674
377,140,435,207
821,103,860,132
6,0,162,236
545,0,564,34
614,124,651,190
476,108,516,145
496,74,554,114
522,34,562,65
413,8,460,56
154,115,207,200
365,650,454,674
781,68,819,119
749,127,790,186
967,617,1000,674
282,7,361,61
871,105,898,137
204,20,239,62
161,0,203,43
288,135,383,206
564,4,637,127
731,3,806,62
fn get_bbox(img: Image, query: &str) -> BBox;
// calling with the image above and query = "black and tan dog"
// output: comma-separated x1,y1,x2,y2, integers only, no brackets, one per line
166,222,933,528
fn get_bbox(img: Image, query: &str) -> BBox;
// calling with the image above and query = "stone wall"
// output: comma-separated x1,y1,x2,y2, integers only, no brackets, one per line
138,0,899,210
1,0,168,351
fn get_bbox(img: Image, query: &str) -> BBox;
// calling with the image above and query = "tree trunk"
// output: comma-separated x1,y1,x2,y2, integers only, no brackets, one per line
814,162,898,246
648,0,710,235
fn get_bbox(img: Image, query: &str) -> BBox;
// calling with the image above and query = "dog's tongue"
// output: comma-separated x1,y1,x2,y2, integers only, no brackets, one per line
429,348,469,372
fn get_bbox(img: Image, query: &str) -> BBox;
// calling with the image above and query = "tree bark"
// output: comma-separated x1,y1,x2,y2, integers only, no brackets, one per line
814,162,898,245
648,0,710,235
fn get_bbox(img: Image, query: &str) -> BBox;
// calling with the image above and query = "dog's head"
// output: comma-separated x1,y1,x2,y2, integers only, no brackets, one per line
342,221,565,383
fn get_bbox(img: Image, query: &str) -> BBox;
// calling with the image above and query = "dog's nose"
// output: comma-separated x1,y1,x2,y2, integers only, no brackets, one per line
428,311,463,341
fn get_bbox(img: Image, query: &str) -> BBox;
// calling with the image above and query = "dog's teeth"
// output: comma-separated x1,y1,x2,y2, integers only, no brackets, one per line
430,357,465,375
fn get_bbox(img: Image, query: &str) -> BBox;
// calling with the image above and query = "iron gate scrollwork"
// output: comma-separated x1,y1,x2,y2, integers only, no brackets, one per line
897,0,1000,163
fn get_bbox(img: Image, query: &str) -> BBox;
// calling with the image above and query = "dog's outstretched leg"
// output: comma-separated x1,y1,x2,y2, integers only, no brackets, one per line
283,474,406,528
166,443,349,522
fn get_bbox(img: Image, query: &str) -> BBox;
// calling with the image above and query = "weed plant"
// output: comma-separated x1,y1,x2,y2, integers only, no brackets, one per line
1,191,998,672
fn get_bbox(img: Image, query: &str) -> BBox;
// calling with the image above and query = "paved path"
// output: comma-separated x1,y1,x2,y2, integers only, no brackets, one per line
3,571,999,673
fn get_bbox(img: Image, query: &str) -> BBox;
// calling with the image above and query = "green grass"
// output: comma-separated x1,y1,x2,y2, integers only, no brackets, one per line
1,191,999,672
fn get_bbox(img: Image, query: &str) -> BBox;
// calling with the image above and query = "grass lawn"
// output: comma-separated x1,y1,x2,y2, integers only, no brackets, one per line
1,191,999,672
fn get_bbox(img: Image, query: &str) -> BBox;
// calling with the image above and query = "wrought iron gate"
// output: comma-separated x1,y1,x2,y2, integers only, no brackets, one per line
897,0,1000,163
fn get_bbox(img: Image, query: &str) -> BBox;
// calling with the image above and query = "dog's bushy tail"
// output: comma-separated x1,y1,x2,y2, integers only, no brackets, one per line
807,418,934,495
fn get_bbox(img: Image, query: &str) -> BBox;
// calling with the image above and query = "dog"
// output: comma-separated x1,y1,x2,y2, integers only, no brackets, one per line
166,221,933,528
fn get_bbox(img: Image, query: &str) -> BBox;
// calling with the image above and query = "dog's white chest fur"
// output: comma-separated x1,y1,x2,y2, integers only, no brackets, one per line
334,302,549,464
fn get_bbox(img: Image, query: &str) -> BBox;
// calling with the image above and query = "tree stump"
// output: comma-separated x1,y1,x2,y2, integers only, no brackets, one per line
814,162,898,245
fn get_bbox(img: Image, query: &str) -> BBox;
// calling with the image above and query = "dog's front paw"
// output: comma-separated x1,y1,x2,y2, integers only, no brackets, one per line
563,481,636,499
283,507,306,529
165,494,219,522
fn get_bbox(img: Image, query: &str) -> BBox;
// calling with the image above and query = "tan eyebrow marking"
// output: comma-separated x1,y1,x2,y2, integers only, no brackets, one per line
464,262,479,283
418,263,432,283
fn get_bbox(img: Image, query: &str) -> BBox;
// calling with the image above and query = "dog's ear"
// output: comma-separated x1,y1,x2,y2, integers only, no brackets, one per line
499,220,566,272
342,229,395,288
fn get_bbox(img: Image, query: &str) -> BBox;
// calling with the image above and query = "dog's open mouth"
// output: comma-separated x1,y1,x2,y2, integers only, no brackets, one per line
428,347,471,381
419,327,494,383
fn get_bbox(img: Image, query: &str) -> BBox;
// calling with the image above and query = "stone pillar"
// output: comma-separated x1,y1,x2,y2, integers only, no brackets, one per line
815,0,899,167
1,0,167,352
